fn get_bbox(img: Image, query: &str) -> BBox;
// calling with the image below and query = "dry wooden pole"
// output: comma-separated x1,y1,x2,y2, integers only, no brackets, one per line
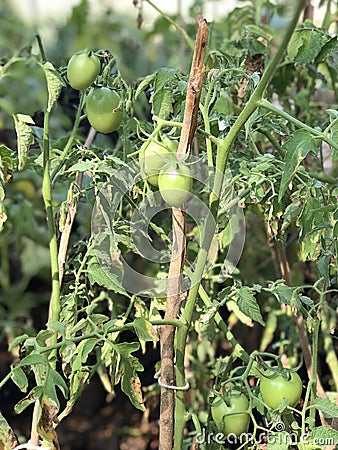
159,16,208,450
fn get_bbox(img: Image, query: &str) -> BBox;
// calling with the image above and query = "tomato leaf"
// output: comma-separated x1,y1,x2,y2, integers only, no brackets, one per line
0,412,19,450
287,28,323,65
113,342,145,411
311,425,338,444
133,317,159,343
237,286,265,326
278,130,317,202
87,259,129,297
134,72,156,100
151,68,177,119
312,398,338,418
14,386,43,414
43,368,69,408
11,366,28,393
315,36,338,64
13,113,35,171
42,61,65,112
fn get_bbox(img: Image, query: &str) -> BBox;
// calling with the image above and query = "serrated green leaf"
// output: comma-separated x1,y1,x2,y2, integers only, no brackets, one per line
237,286,265,326
8,333,30,351
133,317,159,343
42,61,64,112
151,68,177,119
13,113,35,171
87,260,128,296
315,36,338,63
311,425,338,444
113,342,145,411
60,340,77,364
288,29,322,65
313,397,338,418
134,72,156,99
278,130,317,201
281,201,300,232
0,145,14,183
271,283,294,305
11,366,28,392
20,353,46,367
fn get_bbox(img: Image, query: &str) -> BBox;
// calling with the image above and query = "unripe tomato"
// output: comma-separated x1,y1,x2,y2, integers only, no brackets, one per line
67,51,100,90
259,369,302,410
158,163,192,208
211,391,250,436
139,140,175,186
86,87,122,134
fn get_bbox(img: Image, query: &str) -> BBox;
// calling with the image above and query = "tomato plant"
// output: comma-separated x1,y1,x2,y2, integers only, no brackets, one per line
139,139,175,186
66,51,100,90
259,369,303,410
1,1,338,450
158,163,192,207
85,86,122,133
211,391,250,436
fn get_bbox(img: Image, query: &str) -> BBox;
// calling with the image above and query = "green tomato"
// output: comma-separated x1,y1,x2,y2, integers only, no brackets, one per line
158,163,192,208
85,87,122,134
259,369,302,411
67,51,100,90
139,140,175,187
211,391,250,436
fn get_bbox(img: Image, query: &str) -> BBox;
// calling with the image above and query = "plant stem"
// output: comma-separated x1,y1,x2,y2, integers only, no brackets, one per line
172,2,307,447
144,0,194,51
51,92,86,182
258,98,338,152
42,111,60,356
309,315,320,425
198,285,250,363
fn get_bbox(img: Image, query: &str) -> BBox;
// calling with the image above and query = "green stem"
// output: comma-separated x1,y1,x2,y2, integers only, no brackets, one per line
309,317,319,426
144,0,194,52
321,0,333,29
258,98,338,152
198,285,250,364
51,92,86,182
42,111,60,357
35,34,47,62
173,1,307,448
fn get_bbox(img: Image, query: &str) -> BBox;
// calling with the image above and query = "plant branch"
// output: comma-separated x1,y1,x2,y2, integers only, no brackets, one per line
144,0,194,51
258,98,338,152
42,111,60,352
51,92,86,183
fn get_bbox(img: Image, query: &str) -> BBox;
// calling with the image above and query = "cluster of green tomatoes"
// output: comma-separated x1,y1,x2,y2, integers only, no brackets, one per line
67,50,122,133
67,50,192,208
211,368,303,438
138,137,192,208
